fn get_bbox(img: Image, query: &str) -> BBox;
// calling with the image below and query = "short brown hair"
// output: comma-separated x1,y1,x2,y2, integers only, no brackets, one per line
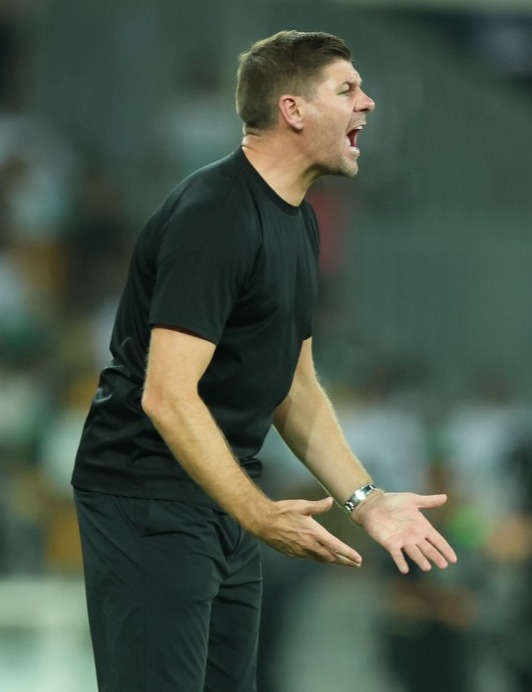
236,30,352,131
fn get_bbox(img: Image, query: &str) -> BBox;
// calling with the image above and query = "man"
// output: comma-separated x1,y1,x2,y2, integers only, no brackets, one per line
72,30,457,692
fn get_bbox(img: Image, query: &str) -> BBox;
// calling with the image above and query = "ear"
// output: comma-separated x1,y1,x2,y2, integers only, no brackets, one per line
278,94,305,131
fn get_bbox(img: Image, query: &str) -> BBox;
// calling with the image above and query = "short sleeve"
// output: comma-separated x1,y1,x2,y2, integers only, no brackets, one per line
149,200,256,344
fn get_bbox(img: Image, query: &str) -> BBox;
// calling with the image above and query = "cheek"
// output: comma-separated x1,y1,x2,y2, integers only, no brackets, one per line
314,115,339,143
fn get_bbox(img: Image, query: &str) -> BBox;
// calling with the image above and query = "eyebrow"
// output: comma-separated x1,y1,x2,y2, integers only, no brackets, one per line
340,79,362,90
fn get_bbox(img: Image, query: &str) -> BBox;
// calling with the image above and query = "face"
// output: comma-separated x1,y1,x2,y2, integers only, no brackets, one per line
302,59,375,178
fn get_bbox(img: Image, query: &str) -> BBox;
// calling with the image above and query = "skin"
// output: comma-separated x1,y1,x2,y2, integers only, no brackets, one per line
241,59,375,205
142,58,458,574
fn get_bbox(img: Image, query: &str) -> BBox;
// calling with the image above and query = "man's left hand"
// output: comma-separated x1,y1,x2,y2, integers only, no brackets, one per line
354,492,457,574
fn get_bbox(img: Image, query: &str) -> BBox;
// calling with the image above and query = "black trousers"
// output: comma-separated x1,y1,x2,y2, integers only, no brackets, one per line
74,489,262,692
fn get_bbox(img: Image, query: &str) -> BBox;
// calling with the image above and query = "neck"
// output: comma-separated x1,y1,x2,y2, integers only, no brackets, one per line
241,134,320,206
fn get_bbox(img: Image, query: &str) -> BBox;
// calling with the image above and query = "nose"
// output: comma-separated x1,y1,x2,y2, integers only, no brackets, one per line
356,89,375,113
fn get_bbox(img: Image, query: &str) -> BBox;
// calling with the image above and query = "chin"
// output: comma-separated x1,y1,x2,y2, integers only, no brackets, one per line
336,160,359,178
334,151,359,177
314,156,359,179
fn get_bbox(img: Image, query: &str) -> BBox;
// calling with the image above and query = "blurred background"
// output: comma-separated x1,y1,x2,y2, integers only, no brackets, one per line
1,0,532,690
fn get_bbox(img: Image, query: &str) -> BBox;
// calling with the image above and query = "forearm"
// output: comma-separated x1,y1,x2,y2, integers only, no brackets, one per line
142,391,271,530
140,328,365,567
146,389,367,565
273,372,377,507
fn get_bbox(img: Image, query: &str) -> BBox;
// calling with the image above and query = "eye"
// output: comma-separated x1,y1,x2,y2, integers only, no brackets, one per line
339,84,355,96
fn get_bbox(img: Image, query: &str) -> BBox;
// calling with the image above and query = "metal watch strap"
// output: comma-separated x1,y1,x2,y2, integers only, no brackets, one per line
344,483,377,513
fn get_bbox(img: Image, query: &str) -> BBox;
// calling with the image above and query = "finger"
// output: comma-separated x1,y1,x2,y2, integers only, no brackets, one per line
313,525,363,565
418,539,449,569
282,538,330,562
304,549,334,563
331,545,362,566
301,542,342,564
303,496,334,516
316,542,362,567
404,544,432,572
319,540,362,566
334,552,362,568
390,548,410,575
415,493,448,509
288,528,357,565
427,532,458,565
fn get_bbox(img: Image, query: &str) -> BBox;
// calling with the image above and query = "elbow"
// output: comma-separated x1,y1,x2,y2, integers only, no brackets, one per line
141,380,199,428
141,385,162,424
142,386,174,434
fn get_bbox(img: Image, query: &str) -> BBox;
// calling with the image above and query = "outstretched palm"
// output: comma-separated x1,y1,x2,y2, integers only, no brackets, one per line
355,492,457,574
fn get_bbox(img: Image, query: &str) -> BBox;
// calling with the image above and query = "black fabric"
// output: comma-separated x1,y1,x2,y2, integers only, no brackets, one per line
72,148,320,505
75,489,261,692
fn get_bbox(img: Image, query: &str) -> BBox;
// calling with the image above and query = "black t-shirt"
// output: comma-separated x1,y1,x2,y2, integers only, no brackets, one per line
72,148,320,505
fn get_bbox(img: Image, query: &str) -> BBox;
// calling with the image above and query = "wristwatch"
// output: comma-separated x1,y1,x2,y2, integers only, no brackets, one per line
344,483,377,514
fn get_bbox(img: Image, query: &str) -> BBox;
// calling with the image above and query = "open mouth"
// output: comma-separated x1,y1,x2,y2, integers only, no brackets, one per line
347,126,363,152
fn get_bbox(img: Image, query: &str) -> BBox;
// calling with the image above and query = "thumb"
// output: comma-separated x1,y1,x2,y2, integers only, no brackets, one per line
417,493,448,509
303,496,334,516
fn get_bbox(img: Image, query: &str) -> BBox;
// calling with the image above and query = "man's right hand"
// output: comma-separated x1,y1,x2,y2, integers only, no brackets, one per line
249,496,363,567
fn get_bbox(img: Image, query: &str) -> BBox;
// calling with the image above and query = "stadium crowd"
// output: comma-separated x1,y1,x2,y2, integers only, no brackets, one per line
1,5,532,691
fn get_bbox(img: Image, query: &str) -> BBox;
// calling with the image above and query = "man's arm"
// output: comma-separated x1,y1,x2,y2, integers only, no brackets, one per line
273,337,457,574
141,326,363,567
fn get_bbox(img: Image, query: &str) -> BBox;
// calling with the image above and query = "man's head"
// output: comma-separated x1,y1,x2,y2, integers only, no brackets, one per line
236,30,352,132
